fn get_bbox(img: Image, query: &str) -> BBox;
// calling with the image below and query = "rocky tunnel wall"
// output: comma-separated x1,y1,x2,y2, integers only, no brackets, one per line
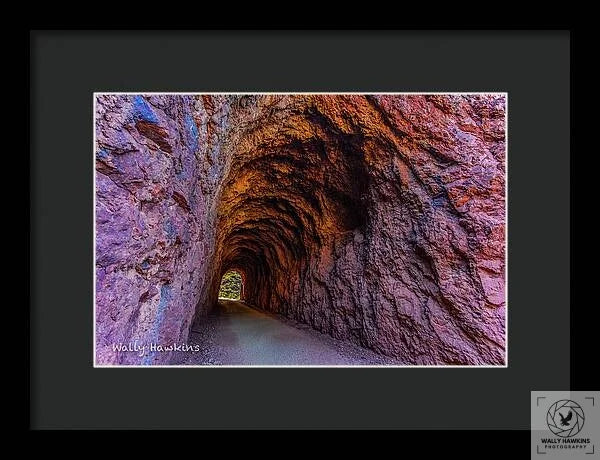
96,94,506,365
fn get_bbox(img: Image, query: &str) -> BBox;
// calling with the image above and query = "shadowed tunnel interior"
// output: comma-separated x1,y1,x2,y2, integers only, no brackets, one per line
213,123,369,315
95,94,506,366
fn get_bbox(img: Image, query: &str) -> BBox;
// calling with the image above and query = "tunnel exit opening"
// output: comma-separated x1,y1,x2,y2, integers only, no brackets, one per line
218,270,245,301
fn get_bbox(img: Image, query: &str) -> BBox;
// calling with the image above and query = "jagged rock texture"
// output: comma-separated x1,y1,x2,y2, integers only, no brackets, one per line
95,94,506,365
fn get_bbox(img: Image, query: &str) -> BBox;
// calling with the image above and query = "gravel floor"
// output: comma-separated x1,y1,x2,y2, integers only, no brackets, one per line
170,300,404,366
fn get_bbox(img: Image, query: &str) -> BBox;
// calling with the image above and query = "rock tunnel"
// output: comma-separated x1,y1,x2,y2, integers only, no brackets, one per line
95,94,506,366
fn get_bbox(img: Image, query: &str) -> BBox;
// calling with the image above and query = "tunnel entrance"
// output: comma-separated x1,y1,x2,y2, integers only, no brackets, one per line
218,270,244,301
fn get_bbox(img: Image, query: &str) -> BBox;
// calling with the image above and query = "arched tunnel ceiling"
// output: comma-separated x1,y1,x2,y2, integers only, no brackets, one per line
214,96,373,310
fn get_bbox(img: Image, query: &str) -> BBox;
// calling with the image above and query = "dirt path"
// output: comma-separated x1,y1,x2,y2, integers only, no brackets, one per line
171,300,402,366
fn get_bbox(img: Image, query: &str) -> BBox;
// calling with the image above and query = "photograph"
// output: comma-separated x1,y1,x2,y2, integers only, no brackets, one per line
94,93,506,367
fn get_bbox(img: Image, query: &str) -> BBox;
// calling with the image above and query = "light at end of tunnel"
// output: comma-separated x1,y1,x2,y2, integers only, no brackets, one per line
218,270,243,300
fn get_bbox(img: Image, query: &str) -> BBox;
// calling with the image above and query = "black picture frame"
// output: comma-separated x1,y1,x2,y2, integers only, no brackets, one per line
29,29,572,431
